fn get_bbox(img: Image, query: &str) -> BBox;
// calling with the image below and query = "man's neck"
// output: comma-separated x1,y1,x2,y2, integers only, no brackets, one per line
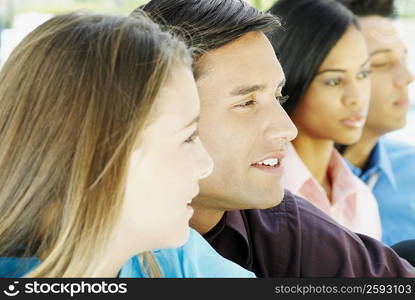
343,128,380,169
190,201,225,235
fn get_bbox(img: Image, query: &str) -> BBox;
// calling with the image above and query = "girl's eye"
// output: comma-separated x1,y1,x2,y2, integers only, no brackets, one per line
185,130,199,144
324,78,342,86
276,95,289,105
234,100,256,108
357,69,372,80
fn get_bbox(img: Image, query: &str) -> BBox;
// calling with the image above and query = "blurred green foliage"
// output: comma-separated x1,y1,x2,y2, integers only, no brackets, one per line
15,0,148,14
248,0,275,10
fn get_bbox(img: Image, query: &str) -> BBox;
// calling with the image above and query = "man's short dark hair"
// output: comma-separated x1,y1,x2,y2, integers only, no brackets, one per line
132,0,280,77
337,0,397,19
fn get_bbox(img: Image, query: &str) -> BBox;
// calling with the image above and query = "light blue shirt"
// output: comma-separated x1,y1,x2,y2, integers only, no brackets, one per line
346,138,415,246
0,229,255,278
121,229,255,277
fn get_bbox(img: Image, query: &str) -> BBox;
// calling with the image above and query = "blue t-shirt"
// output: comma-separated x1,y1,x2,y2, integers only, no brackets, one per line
0,229,255,278
346,138,415,246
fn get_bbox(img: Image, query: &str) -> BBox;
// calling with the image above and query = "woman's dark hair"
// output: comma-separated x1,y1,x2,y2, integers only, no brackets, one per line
133,0,280,78
267,0,359,116
337,0,397,19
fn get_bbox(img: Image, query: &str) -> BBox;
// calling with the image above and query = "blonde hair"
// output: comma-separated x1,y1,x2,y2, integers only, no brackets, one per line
0,11,191,277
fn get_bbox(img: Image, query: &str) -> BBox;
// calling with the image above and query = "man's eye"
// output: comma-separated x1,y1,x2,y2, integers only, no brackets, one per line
276,95,289,105
371,62,390,69
235,100,256,108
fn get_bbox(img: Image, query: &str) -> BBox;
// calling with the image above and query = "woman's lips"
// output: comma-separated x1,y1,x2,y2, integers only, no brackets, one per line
186,203,194,216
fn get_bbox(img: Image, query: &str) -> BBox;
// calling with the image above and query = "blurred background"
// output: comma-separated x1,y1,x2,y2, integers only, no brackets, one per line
0,0,414,144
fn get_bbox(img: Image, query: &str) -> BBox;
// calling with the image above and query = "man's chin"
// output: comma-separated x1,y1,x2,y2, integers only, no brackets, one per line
256,196,284,209
193,184,285,211
246,188,285,210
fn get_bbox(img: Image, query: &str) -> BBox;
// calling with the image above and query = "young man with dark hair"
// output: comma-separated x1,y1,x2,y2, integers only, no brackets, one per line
337,0,415,246
136,0,415,277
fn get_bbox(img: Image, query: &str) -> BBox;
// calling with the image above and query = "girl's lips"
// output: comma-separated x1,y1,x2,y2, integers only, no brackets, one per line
186,203,194,217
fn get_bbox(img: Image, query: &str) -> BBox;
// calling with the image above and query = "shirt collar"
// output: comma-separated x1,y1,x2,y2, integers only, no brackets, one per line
204,210,249,244
226,210,249,242
345,159,362,176
204,210,251,266
282,142,313,193
226,210,252,267
329,149,360,198
369,140,397,188
283,143,358,204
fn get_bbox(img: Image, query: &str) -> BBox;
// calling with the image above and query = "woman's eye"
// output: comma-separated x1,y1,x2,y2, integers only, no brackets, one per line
234,100,256,108
276,95,290,105
185,130,199,144
357,69,372,80
324,78,341,86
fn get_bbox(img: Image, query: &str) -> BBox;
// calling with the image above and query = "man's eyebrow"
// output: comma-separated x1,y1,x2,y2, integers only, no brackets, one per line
369,49,391,57
229,79,286,97
370,48,408,60
184,116,200,129
230,84,266,96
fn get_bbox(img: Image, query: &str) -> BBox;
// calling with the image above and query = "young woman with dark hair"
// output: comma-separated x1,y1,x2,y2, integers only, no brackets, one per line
268,0,381,239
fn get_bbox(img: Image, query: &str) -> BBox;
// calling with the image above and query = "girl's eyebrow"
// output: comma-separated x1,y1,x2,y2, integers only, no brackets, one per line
360,56,371,67
184,116,200,129
317,57,371,75
317,69,346,75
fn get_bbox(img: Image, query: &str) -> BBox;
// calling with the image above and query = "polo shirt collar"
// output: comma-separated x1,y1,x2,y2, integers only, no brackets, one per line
226,210,249,243
204,210,251,267
368,140,397,189
226,210,252,266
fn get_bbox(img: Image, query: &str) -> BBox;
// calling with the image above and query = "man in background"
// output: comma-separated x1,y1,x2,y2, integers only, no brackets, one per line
338,0,415,246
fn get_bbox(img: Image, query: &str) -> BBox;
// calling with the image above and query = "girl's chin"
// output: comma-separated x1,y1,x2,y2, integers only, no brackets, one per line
334,137,361,146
